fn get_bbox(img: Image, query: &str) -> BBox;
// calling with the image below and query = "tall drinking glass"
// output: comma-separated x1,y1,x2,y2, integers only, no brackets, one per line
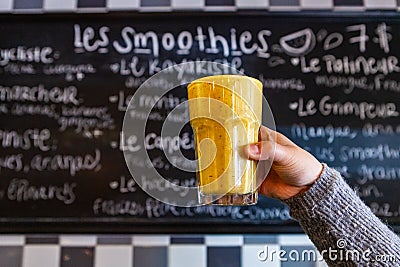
187,75,263,205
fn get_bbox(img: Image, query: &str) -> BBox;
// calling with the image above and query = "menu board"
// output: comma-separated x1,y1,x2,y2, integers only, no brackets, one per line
0,13,399,233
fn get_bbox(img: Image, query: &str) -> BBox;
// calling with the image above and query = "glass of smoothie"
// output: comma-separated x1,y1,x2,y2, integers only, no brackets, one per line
187,75,263,205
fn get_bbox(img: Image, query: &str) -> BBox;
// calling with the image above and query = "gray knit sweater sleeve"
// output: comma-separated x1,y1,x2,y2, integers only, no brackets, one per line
283,164,400,266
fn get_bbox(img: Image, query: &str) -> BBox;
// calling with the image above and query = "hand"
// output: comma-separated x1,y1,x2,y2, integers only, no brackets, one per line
245,126,323,200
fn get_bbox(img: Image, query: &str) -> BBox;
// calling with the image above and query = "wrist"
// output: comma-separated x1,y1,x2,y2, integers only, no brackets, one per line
293,163,324,198
282,163,324,200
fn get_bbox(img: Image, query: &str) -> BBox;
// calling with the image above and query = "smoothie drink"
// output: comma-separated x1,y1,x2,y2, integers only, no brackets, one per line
187,75,263,205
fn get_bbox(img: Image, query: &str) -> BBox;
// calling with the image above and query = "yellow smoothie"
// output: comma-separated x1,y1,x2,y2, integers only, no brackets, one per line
187,75,263,205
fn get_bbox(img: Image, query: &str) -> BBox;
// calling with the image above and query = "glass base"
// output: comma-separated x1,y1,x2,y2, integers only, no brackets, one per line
199,192,258,206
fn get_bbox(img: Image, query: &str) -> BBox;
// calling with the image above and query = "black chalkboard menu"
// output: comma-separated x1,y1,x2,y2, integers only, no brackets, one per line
0,13,399,233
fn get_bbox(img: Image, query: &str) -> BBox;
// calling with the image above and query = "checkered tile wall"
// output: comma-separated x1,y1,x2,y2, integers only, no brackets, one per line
0,0,399,13
0,234,328,267
0,1,395,267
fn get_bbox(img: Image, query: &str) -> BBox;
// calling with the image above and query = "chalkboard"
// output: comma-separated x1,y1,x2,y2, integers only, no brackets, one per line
0,13,399,233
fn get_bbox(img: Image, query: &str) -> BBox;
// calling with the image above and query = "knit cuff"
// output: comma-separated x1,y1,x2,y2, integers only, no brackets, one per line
283,163,342,217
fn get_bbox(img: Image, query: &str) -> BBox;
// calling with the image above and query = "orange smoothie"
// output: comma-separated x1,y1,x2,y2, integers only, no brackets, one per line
187,75,263,205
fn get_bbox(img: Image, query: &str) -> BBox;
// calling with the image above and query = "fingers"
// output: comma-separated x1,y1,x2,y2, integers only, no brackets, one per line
258,168,279,198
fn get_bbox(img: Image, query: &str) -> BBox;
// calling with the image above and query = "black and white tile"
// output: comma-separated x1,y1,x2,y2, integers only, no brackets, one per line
0,234,327,267
0,0,399,13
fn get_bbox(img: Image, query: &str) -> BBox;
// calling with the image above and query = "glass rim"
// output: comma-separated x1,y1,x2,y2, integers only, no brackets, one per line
187,74,263,92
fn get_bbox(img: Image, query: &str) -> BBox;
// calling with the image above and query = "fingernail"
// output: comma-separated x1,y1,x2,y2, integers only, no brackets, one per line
249,144,260,155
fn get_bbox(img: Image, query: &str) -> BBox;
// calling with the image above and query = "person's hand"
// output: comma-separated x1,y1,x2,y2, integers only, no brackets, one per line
245,126,323,200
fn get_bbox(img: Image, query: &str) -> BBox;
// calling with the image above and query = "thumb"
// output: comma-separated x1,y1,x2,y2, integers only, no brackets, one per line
245,141,288,163
245,141,274,161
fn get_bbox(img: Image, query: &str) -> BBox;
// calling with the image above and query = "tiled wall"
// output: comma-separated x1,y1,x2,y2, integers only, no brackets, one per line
0,0,399,13
0,1,396,267
0,234,328,267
